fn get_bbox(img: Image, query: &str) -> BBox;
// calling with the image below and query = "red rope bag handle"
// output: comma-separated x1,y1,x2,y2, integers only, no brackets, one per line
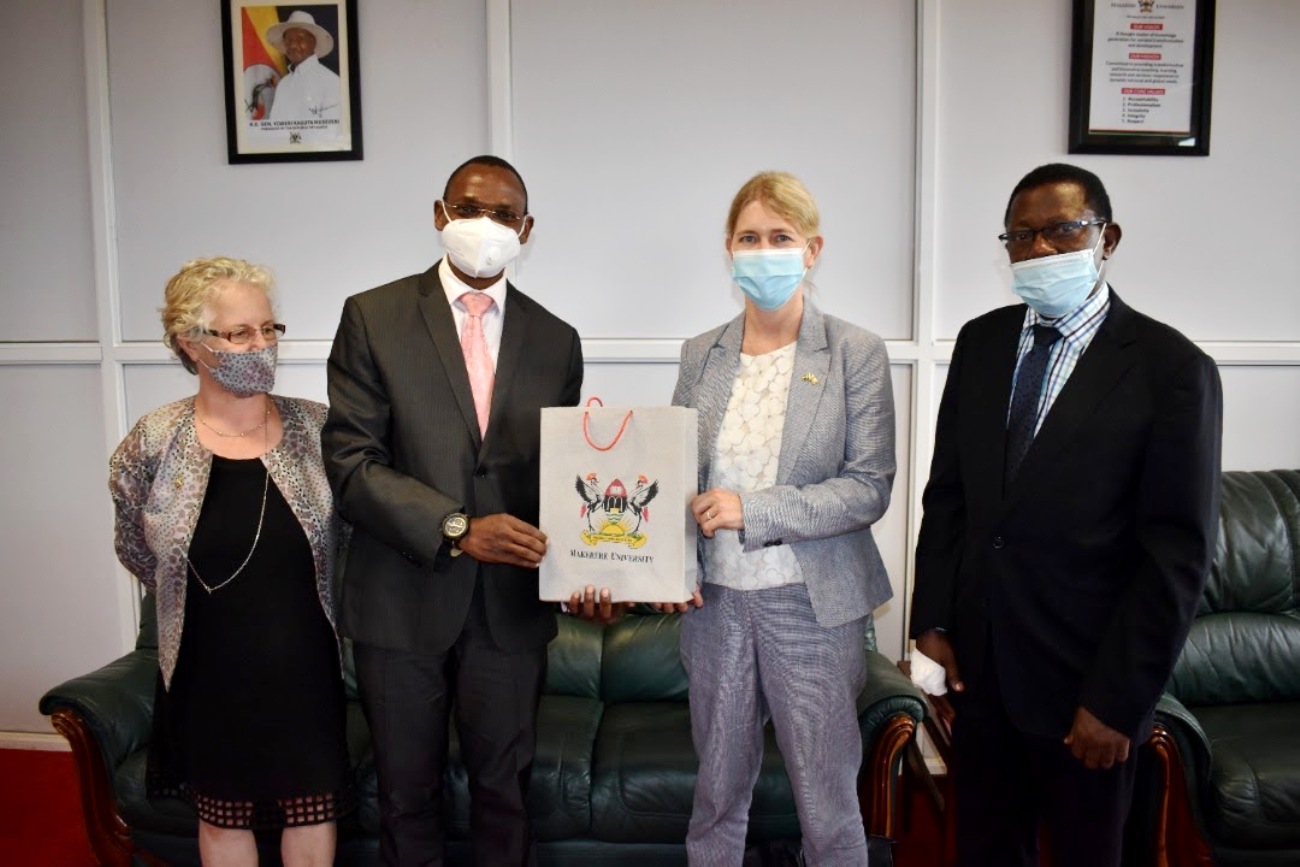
582,397,633,452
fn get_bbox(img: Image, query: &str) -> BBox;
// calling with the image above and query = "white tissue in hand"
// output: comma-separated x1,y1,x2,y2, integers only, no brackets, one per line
910,648,949,696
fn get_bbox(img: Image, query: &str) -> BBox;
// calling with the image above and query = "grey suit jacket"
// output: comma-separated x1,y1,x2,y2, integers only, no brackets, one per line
672,300,896,628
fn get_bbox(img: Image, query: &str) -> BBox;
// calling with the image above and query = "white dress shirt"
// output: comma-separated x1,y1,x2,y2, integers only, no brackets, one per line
439,256,506,367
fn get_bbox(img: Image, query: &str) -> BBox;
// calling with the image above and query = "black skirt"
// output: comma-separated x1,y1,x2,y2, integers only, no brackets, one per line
148,455,353,829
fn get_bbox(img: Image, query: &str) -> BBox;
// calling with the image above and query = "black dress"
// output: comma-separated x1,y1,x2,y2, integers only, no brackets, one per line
148,455,353,829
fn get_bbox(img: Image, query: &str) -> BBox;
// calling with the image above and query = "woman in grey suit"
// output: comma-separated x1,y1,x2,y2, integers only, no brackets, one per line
670,172,896,866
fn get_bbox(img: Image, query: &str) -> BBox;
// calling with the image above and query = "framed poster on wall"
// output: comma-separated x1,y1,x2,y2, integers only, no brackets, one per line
221,0,364,163
1068,0,1215,155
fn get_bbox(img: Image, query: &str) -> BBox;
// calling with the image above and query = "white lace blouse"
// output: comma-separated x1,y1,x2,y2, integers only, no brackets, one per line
704,342,805,591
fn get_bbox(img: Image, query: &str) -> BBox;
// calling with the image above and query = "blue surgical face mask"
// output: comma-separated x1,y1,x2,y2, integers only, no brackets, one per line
1009,231,1106,319
731,247,808,311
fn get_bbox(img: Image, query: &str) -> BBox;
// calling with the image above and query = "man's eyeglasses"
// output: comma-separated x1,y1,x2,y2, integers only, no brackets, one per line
202,323,286,345
998,219,1107,248
445,202,526,225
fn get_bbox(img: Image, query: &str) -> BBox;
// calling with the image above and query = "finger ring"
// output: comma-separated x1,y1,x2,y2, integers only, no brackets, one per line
707,510,715,520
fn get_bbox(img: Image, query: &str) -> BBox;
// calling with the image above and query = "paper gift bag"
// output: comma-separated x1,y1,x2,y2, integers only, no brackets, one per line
539,399,698,603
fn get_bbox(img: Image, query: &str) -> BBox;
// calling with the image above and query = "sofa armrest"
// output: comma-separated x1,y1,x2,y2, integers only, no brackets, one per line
1152,692,1215,831
857,651,927,735
1154,692,1211,790
1137,693,1216,866
856,651,927,839
39,648,159,867
39,648,158,769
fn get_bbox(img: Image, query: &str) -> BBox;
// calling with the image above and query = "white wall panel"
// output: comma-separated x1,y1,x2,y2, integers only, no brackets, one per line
873,365,913,660
935,0,1300,342
0,366,118,731
0,0,97,341
1220,367,1300,472
510,0,915,342
108,0,491,344
580,363,679,408
122,363,197,425
934,2,1070,336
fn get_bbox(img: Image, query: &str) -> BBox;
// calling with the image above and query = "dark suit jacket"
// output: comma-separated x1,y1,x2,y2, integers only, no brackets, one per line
910,290,1222,741
322,263,583,655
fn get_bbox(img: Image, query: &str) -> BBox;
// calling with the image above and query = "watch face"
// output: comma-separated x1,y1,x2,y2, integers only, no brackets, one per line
444,513,469,539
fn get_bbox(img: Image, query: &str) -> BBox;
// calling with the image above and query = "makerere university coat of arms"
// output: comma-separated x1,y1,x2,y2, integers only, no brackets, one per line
574,473,659,548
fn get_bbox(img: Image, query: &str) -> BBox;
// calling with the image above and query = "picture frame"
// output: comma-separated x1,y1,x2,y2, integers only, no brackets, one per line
221,0,363,163
1068,0,1215,156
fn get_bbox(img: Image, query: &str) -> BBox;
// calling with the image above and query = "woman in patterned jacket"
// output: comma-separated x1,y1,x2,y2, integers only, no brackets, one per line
110,256,352,866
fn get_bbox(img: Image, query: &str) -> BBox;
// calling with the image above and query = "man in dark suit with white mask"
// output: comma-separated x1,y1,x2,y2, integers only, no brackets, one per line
323,155,583,866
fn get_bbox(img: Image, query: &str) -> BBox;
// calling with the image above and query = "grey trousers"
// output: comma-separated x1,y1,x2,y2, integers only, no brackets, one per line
680,581,870,867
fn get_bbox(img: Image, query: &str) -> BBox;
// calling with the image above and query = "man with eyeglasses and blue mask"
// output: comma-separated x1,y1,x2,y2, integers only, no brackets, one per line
908,163,1222,867
323,155,584,866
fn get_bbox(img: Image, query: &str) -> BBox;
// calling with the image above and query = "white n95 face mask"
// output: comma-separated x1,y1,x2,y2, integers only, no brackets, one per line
439,205,523,278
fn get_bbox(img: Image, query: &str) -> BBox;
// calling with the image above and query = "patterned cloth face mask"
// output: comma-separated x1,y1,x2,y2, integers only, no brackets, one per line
199,344,278,398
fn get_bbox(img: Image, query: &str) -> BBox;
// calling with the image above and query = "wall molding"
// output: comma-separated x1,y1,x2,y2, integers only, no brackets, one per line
0,730,69,751
0,344,101,364
2,338,1297,367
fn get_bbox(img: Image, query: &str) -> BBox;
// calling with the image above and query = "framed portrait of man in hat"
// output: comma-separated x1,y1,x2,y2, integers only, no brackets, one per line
221,0,364,163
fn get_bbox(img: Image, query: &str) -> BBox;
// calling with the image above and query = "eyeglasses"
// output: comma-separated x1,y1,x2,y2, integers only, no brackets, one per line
998,219,1107,248
202,323,286,345
445,201,526,225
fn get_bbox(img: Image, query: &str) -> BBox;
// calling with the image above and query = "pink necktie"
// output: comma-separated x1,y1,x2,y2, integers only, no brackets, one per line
458,291,496,437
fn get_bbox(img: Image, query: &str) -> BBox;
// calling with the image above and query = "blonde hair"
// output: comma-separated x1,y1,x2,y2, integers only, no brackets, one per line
160,256,276,374
725,171,821,239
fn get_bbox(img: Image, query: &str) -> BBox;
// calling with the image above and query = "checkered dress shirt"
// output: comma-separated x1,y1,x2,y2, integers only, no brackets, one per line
1008,284,1112,436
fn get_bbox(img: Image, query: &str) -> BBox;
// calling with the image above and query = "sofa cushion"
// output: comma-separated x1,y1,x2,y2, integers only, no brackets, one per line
588,702,799,843
1171,613,1300,707
1199,471,1300,618
601,614,689,705
547,615,605,699
1168,469,1300,709
1194,702,1300,849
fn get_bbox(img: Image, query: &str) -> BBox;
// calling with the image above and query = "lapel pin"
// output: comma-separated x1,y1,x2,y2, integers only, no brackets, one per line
802,373,819,385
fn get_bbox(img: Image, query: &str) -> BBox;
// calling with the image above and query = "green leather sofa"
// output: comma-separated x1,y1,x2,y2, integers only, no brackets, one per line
1138,470,1300,867
42,597,924,865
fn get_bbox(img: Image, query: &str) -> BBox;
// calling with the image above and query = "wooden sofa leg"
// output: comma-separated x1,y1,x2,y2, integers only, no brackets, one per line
1145,724,1213,867
859,714,918,839
51,709,140,867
